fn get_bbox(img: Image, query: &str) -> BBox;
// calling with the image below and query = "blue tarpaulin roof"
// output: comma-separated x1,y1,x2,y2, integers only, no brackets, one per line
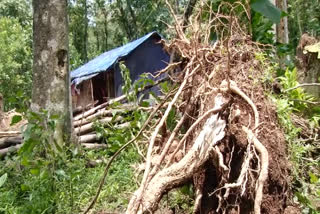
71,31,161,86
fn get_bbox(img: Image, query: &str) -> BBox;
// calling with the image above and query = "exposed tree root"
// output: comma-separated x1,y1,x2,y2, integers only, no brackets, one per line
127,95,227,213
243,126,269,214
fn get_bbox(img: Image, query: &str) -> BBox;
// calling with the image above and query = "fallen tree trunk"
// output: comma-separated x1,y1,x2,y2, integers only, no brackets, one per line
73,100,98,115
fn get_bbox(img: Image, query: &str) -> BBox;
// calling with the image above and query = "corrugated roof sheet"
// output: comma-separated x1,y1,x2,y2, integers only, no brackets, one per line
71,31,161,85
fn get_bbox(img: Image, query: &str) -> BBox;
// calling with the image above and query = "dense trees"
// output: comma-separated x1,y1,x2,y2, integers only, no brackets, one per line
0,0,32,111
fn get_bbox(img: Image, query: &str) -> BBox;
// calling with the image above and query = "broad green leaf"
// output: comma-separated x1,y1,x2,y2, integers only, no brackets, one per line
309,172,319,184
20,184,29,191
10,115,22,126
250,0,281,24
0,173,8,188
30,168,40,176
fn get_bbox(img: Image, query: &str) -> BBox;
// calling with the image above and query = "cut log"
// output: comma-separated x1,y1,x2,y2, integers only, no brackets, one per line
296,34,320,98
0,131,21,137
79,134,98,144
0,137,22,149
75,116,123,135
74,109,125,127
82,143,107,150
73,100,99,115
0,144,22,158
74,95,126,121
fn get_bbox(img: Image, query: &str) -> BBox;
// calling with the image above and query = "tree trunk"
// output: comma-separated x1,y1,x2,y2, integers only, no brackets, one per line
275,0,289,44
32,0,72,144
83,0,89,62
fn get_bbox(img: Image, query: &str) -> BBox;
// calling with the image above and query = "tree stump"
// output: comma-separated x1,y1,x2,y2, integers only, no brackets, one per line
296,34,320,98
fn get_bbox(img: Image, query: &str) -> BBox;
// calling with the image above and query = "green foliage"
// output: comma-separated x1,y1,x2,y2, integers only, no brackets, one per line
0,106,142,213
251,11,274,44
271,66,320,213
279,67,314,111
0,17,32,111
250,0,281,24
0,173,7,188
288,0,320,50
120,62,136,102
0,147,140,213
165,184,194,213
93,107,149,155
119,62,155,104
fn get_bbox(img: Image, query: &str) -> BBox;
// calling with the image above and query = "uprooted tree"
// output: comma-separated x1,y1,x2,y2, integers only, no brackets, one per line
84,2,293,214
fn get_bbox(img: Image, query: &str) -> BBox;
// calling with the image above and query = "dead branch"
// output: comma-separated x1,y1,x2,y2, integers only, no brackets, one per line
285,83,320,92
130,62,199,213
166,93,228,166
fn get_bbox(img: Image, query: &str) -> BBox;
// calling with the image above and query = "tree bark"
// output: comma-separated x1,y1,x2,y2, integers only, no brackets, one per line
32,0,72,144
275,0,289,44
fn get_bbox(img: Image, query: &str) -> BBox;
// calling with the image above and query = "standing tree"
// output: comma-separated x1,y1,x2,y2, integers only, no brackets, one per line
32,0,72,144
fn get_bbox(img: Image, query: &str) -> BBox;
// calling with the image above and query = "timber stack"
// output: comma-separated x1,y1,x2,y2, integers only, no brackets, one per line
0,93,133,158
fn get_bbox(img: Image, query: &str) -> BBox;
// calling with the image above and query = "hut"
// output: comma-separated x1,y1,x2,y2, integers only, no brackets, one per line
71,32,170,108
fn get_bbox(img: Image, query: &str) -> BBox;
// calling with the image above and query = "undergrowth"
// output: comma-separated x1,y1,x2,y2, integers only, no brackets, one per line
0,145,141,214
267,63,320,213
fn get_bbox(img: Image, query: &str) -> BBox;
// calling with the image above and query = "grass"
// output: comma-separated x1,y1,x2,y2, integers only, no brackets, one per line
0,146,140,214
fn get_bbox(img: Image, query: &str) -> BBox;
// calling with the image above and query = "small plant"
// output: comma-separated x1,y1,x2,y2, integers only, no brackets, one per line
278,67,314,111
119,61,155,104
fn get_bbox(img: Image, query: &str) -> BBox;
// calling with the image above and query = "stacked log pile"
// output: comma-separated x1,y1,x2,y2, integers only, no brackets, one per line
0,94,132,157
